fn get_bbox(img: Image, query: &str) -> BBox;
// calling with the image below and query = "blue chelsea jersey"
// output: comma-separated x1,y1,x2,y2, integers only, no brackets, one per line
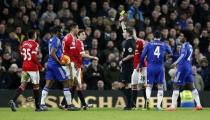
178,42,193,66
140,39,172,67
47,35,63,66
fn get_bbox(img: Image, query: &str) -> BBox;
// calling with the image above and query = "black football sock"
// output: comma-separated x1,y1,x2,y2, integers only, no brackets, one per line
142,88,147,108
70,86,76,99
122,88,132,108
77,90,87,106
131,90,138,107
61,97,67,106
127,88,132,108
12,86,25,101
33,89,40,109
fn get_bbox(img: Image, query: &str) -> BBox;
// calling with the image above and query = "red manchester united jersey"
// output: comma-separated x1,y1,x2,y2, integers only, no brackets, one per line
20,40,42,71
73,39,85,68
62,33,77,61
133,38,147,68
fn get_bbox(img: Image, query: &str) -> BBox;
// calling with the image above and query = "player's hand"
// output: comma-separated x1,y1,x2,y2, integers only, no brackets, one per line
59,61,68,66
92,56,99,61
119,60,123,66
40,68,45,72
171,63,176,68
119,16,124,22
138,68,143,72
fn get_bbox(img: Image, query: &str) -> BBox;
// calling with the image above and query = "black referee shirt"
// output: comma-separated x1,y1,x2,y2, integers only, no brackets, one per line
122,38,135,64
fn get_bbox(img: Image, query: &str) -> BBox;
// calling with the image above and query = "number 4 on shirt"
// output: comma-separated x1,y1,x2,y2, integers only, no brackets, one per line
154,46,160,58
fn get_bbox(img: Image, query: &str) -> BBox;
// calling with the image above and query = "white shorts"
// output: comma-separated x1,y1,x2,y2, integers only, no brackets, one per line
131,67,147,85
62,62,82,85
21,71,40,84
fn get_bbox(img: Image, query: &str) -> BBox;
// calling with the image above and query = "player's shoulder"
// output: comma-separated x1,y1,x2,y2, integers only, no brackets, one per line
136,38,145,44
66,33,73,39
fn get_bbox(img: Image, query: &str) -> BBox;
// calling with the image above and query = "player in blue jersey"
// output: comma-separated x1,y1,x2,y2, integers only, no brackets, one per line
139,31,172,110
39,26,79,111
167,30,202,111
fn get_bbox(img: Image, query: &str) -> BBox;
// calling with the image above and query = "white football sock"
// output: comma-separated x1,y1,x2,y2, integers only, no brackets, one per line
40,87,49,105
63,88,72,105
146,86,152,100
157,90,163,108
171,90,179,108
192,89,201,106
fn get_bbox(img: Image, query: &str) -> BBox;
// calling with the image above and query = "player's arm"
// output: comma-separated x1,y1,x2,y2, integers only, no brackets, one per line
139,44,148,68
171,45,186,68
119,14,126,33
132,29,138,40
82,53,98,60
122,54,134,62
31,43,43,70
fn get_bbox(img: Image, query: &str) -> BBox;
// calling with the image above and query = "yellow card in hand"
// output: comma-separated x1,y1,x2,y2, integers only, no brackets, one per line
120,10,125,16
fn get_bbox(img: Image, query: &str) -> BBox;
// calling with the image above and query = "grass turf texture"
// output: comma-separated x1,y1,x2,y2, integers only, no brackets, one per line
0,108,209,120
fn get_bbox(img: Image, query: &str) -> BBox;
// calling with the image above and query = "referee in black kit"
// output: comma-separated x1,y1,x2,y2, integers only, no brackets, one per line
119,16,135,110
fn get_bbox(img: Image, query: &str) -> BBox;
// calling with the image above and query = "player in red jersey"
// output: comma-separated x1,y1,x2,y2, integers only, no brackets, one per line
131,29,147,109
70,30,98,110
61,28,98,109
60,23,79,109
9,30,43,112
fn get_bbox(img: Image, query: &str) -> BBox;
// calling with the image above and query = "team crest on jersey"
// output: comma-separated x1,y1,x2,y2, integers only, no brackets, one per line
128,48,133,52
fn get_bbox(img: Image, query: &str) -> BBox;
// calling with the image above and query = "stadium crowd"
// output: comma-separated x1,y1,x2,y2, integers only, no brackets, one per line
0,0,210,91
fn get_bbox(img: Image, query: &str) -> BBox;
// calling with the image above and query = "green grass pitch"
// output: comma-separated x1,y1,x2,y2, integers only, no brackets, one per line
0,108,209,120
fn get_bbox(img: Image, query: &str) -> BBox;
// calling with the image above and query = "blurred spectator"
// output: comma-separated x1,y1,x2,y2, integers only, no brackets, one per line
192,66,204,91
41,4,57,22
6,63,21,89
104,60,121,90
204,44,210,63
199,29,210,54
127,0,144,22
85,59,104,90
199,58,210,90
168,68,177,90
97,80,104,91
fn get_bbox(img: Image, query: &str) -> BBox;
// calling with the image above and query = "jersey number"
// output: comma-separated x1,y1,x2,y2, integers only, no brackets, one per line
187,48,193,61
22,48,31,61
154,46,160,58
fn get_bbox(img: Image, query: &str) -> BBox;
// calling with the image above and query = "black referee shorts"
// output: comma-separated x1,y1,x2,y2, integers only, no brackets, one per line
121,62,133,84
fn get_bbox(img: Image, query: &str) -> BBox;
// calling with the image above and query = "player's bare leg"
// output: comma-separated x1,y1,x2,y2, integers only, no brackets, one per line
186,83,202,110
166,84,180,111
40,80,54,111
157,84,164,110
9,82,27,112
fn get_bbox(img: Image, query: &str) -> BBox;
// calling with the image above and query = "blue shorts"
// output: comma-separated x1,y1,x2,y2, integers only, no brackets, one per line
147,65,164,85
45,64,67,81
173,66,194,85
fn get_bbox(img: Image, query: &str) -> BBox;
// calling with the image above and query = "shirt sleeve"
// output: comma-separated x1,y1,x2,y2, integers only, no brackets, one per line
174,45,186,65
31,42,43,70
140,43,149,68
51,37,59,49
79,41,85,55
63,36,70,53
166,44,173,55
127,40,135,55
